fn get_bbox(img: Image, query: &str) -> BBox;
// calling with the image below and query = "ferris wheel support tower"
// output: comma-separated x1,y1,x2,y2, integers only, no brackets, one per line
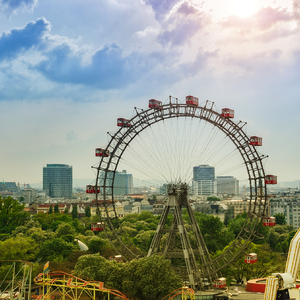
147,183,217,290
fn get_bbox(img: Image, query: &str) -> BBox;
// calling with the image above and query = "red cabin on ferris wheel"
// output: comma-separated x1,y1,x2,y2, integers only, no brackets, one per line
263,216,276,227
245,253,257,264
95,148,110,157
214,277,227,289
117,118,131,127
91,222,105,232
265,175,277,184
149,99,162,109
186,95,199,106
221,108,234,118
250,136,262,146
86,185,100,194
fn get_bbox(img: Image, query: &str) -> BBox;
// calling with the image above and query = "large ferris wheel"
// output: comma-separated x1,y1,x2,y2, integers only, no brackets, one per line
89,95,273,290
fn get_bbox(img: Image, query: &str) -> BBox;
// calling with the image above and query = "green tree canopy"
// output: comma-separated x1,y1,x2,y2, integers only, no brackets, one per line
274,213,286,225
54,204,59,213
48,205,53,214
121,255,182,299
38,237,79,262
0,196,29,234
75,254,182,299
85,206,91,218
72,204,78,219
207,196,221,201
0,236,38,261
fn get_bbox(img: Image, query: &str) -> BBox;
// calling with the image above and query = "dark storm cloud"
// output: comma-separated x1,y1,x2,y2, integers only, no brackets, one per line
0,0,38,13
0,18,49,61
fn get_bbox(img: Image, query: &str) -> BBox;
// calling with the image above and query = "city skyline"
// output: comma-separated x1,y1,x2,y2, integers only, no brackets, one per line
0,0,299,185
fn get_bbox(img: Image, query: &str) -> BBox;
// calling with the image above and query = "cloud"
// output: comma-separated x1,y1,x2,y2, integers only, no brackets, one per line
220,6,293,31
0,18,49,61
157,1,210,47
0,0,38,14
35,42,140,89
144,0,181,21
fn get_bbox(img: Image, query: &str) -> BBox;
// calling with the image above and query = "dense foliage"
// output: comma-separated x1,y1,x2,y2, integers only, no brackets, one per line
0,195,297,298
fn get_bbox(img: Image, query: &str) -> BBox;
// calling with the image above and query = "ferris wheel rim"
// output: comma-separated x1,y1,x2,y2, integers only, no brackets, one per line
95,99,268,270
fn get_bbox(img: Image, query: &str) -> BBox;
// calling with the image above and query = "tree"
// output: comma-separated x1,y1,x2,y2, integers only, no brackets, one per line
64,206,69,214
0,236,38,261
48,205,53,214
0,196,29,234
85,206,91,218
75,254,123,289
207,196,221,201
122,255,182,299
88,238,106,254
218,242,285,284
38,237,79,262
75,254,182,299
54,204,59,213
274,213,286,225
56,222,76,242
72,204,78,219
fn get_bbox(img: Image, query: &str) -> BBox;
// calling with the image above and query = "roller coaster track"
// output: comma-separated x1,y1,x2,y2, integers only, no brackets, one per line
34,271,130,300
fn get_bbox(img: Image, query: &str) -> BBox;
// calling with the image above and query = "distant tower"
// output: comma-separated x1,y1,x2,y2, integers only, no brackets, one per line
192,165,215,196
43,164,73,198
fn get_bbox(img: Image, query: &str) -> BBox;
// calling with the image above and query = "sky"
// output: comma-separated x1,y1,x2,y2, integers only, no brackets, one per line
0,0,299,188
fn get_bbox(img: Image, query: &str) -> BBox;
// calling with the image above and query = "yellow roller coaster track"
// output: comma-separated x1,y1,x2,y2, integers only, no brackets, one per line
161,287,195,300
34,271,129,300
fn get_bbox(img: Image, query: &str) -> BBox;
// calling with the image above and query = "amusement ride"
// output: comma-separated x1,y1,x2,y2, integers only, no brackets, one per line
88,95,278,290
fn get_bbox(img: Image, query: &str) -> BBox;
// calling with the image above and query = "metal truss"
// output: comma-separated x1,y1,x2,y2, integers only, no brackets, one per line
93,98,268,281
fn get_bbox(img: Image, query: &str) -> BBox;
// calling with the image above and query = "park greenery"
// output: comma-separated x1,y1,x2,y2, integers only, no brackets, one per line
0,196,297,298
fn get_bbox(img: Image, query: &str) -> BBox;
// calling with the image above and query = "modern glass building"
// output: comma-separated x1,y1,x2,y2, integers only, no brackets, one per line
193,165,215,196
43,164,73,198
100,170,133,195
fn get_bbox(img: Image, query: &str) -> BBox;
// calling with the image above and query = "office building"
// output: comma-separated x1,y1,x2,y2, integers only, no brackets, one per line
216,176,239,196
193,165,215,196
43,164,73,198
270,194,300,229
100,170,133,196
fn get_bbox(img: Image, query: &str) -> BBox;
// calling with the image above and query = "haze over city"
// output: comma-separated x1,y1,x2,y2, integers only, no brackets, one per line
0,0,299,187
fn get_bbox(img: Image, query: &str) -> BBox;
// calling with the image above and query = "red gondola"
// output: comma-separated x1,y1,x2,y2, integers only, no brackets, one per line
149,99,162,109
245,253,257,264
222,108,234,118
109,255,123,262
263,217,276,226
91,222,105,232
186,95,199,106
265,175,277,184
86,185,100,194
214,277,227,289
95,148,109,157
250,136,262,146
117,118,131,127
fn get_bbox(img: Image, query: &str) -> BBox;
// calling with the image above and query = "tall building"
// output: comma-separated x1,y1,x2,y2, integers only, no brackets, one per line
100,170,133,196
216,176,239,196
43,164,73,198
193,165,215,196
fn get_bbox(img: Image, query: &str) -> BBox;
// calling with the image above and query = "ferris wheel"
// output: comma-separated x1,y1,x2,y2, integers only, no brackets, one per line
90,96,274,288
